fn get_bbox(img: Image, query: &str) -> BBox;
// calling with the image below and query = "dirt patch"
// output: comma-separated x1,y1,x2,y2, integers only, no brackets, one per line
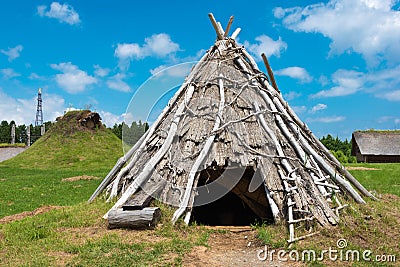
182,230,296,267
61,175,100,182
203,226,252,233
0,206,63,224
346,166,380,171
47,251,76,266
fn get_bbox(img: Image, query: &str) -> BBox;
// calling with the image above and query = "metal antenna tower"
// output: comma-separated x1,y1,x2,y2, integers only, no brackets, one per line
35,88,43,126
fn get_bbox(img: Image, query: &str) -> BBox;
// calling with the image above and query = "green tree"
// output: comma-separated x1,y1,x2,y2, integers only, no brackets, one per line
320,135,355,164
0,120,11,143
112,123,123,139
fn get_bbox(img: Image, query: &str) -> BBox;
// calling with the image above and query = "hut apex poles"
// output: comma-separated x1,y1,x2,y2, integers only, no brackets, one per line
224,16,234,37
208,13,236,40
208,13,224,40
261,53,280,93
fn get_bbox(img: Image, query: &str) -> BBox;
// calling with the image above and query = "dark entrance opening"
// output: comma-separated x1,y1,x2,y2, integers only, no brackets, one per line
191,166,273,226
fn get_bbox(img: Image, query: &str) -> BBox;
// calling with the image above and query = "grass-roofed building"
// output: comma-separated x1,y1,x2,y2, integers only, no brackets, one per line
352,131,400,163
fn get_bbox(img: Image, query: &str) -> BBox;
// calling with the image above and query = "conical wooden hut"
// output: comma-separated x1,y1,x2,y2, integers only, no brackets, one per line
90,14,375,242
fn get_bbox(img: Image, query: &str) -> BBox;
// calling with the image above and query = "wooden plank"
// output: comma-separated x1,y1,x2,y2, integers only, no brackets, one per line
122,180,165,210
108,207,161,229
122,190,154,211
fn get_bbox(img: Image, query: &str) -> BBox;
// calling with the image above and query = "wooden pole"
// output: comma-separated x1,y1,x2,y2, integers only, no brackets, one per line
223,16,234,37
208,13,224,40
231,28,241,40
261,53,280,93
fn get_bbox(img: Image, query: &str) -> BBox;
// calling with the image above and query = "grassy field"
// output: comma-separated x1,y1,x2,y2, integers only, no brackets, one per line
0,143,26,148
0,115,123,218
347,163,400,196
0,117,399,266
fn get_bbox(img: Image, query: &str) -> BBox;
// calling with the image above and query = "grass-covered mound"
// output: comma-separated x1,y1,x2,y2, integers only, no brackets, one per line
0,110,123,217
4,110,122,170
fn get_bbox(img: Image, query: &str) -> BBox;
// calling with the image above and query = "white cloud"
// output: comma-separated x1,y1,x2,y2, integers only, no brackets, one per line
318,75,329,86
377,116,393,123
115,43,141,60
1,68,20,79
311,69,364,98
37,2,80,25
99,111,124,127
377,116,400,125
310,103,327,113
312,65,400,99
283,91,302,101
0,88,65,125
380,90,400,101
51,62,97,94
107,73,131,92
150,63,192,78
291,105,307,114
307,116,346,123
94,65,110,77
29,73,46,80
243,35,287,61
1,45,23,61
275,0,400,65
144,33,180,57
275,66,312,83
115,33,180,70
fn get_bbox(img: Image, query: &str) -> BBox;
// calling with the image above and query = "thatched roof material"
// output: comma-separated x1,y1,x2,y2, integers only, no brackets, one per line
352,131,400,156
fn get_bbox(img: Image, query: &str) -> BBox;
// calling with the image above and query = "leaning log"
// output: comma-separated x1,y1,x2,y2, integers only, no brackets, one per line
108,207,161,229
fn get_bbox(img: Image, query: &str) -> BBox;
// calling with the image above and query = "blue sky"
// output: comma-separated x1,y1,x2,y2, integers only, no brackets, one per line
1,0,400,139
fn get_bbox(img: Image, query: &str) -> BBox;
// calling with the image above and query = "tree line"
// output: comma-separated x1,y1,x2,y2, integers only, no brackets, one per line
110,121,149,146
0,120,53,145
319,134,356,163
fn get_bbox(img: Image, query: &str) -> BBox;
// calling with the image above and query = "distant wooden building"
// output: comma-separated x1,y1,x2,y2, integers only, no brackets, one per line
351,131,400,163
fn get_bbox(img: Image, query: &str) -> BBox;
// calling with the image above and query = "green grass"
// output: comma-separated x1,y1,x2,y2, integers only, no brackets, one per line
0,200,211,266
0,122,123,218
0,143,26,148
0,113,213,266
346,163,400,196
252,163,400,266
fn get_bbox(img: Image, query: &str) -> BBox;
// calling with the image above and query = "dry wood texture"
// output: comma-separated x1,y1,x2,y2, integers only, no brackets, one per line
108,208,161,229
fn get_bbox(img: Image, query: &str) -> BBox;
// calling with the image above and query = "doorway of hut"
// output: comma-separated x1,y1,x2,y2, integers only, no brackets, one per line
190,166,274,226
